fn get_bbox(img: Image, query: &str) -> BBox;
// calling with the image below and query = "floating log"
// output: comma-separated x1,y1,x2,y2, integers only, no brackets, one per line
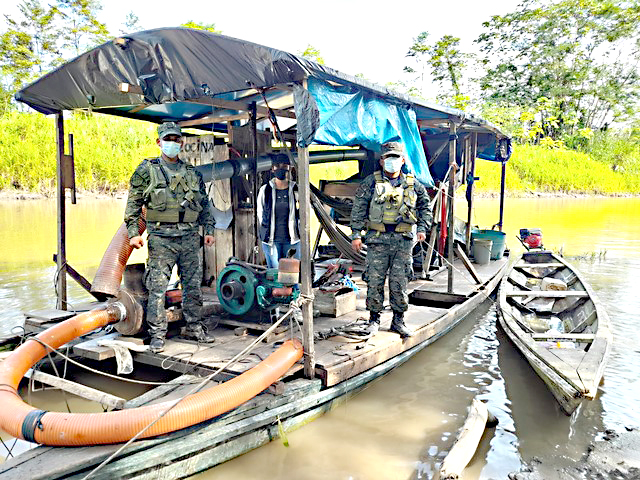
439,397,497,480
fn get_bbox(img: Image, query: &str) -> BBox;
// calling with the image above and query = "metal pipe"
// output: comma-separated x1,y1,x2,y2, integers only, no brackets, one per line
195,149,368,182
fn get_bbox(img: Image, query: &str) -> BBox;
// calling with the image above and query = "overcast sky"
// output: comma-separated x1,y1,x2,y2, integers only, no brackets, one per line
2,0,516,95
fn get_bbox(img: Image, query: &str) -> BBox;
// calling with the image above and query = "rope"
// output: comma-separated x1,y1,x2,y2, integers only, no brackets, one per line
0,436,18,460
314,317,373,343
25,338,202,387
81,298,309,480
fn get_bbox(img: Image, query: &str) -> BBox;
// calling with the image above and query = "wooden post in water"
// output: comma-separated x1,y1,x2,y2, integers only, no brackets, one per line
447,121,457,294
297,142,315,378
465,133,478,252
55,113,67,310
498,156,506,232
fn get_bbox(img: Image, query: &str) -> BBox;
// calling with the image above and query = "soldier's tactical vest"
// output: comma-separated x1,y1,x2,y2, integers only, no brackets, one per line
368,171,418,233
143,158,203,223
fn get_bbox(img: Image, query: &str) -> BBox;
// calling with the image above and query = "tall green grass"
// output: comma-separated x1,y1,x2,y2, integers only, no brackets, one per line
0,111,157,193
1,111,638,195
473,144,640,195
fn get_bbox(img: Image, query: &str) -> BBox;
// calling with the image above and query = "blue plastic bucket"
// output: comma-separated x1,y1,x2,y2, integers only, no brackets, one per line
472,229,507,260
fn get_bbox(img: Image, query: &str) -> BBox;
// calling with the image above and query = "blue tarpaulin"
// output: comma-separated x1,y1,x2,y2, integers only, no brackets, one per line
307,77,434,187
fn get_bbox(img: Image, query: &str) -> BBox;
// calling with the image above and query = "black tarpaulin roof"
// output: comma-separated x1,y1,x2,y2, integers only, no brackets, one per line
15,27,510,178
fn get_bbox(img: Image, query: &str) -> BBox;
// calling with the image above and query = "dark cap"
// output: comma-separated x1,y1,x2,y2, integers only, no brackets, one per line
272,153,290,166
381,141,404,158
157,122,182,139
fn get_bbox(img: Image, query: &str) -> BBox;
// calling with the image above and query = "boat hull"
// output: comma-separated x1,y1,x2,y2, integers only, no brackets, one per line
497,251,612,415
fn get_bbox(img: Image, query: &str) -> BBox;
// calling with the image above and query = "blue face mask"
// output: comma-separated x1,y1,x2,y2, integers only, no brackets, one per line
160,140,181,158
383,156,403,173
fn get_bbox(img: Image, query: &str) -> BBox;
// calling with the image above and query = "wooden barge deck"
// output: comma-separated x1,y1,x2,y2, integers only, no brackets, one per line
0,255,508,480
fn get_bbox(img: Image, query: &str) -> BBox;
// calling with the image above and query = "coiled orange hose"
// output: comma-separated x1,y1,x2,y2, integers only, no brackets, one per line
0,308,302,445
91,216,146,299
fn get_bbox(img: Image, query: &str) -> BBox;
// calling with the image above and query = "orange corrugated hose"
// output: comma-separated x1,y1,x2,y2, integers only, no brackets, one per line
0,307,302,446
91,216,146,299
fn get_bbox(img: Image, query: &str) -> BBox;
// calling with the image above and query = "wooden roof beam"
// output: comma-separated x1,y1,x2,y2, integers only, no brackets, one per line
178,112,253,127
117,83,296,119
188,97,296,119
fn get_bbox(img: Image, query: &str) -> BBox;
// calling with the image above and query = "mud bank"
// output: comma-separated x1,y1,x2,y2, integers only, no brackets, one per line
510,428,640,480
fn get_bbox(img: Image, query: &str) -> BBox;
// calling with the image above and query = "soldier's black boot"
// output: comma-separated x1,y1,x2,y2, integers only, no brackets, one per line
390,312,414,338
149,337,165,354
184,323,215,343
366,312,381,335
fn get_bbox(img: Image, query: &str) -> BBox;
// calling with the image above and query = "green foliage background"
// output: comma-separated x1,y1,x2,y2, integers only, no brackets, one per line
0,112,638,195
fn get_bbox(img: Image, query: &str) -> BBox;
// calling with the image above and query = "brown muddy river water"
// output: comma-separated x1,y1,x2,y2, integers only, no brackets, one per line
1,196,639,479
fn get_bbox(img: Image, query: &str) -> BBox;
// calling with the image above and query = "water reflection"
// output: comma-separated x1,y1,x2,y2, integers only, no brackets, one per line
1,197,639,479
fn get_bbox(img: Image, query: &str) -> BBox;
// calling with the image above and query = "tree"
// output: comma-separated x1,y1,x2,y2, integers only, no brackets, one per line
404,32,470,109
120,11,143,35
0,0,61,91
403,31,430,97
58,0,110,57
476,0,640,136
180,21,220,33
298,44,325,65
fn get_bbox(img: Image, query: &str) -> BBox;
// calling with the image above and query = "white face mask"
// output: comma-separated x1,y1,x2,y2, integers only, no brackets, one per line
160,140,181,158
383,156,403,173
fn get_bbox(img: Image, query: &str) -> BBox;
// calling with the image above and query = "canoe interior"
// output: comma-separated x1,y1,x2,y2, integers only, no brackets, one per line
505,251,598,346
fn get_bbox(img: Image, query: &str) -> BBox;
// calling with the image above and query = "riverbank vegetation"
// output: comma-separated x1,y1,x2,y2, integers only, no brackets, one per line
0,0,638,196
0,110,638,195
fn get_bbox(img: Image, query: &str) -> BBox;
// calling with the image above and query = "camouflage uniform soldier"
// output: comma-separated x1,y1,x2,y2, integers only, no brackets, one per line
351,141,432,338
125,122,215,353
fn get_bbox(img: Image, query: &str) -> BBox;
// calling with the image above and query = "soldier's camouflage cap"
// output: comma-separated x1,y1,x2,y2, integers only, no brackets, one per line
157,122,182,139
381,141,404,157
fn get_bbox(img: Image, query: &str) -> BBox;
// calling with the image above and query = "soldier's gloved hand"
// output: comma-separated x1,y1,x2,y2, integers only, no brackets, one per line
416,232,426,243
204,235,215,246
130,236,144,249
352,238,363,253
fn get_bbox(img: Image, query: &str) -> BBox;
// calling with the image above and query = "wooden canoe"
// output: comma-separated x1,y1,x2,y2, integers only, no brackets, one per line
497,250,612,415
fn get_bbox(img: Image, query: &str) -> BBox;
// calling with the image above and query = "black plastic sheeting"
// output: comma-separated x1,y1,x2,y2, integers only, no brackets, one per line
15,28,319,115
15,27,511,168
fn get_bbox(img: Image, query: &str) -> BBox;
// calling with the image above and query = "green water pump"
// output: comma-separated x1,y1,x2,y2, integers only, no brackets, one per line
216,257,300,316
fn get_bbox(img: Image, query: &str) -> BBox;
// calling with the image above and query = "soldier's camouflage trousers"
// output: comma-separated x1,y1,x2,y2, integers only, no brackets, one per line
145,232,203,338
364,232,412,314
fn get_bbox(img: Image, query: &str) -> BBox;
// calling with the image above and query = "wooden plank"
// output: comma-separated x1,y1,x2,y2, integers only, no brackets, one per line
123,374,202,408
178,112,250,127
53,254,94,296
454,243,482,285
506,291,588,298
210,144,233,277
320,262,507,386
531,333,595,342
24,370,126,409
23,309,76,323
73,333,144,361
313,289,357,316
515,262,565,269
297,141,316,378
410,290,468,304
216,318,289,343
187,96,297,119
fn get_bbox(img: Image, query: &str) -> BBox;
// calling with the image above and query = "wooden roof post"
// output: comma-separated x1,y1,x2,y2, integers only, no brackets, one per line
447,120,457,294
498,153,506,232
55,112,67,310
297,79,316,378
465,133,478,252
